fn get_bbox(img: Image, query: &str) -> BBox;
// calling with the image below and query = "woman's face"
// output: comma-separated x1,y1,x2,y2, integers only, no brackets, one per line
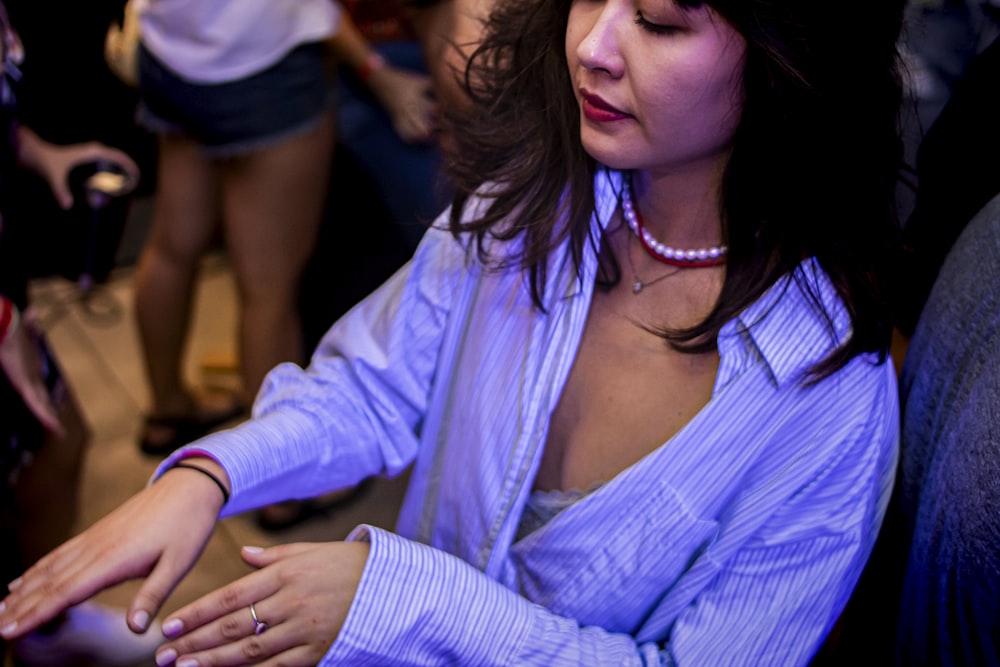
566,0,746,179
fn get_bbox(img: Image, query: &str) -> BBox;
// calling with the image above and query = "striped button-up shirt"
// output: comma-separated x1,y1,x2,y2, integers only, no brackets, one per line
162,168,899,666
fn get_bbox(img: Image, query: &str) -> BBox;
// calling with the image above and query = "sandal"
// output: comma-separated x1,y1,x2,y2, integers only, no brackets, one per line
139,402,246,456
255,480,373,532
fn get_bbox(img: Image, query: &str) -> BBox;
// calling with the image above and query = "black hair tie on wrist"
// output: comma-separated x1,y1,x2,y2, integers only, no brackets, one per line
169,461,230,505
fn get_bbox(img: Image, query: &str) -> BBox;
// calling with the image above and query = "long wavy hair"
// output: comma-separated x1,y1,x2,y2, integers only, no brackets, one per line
444,0,905,380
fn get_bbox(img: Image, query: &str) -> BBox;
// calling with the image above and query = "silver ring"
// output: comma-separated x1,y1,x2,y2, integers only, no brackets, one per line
249,602,268,635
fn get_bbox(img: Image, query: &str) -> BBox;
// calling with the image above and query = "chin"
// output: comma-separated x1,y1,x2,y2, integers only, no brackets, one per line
580,143,636,171
579,132,644,172
585,154,642,172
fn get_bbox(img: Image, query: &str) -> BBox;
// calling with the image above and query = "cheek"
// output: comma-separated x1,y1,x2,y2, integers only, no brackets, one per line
633,72,742,154
711,70,746,142
564,28,582,73
680,59,745,135
634,68,701,123
565,2,596,74
710,40,748,130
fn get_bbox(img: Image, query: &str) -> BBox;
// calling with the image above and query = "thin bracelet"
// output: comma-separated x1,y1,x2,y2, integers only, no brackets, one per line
170,462,230,505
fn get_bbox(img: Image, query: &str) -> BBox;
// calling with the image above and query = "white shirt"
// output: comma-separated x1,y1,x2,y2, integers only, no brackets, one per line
138,0,341,83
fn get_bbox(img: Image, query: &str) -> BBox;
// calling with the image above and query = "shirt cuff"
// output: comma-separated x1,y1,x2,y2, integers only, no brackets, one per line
322,525,534,666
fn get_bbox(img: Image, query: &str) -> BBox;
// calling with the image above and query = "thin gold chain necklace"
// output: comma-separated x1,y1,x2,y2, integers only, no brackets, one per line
624,222,681,294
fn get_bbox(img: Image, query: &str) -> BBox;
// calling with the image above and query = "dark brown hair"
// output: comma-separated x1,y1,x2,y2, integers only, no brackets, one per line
444,0,906,380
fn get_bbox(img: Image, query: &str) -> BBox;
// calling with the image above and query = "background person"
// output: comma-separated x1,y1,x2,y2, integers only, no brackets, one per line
132,1,436,457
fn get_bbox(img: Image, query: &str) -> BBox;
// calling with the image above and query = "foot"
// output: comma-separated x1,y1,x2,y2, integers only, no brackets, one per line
139,392,246,456
13,602,163,667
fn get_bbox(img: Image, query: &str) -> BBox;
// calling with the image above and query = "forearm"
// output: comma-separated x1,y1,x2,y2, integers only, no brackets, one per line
327,5,435,142
151,253,445,515
153,405,392,518
326,9,385,78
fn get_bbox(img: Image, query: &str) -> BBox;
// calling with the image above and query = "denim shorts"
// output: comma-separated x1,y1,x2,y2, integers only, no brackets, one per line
136,42,331,158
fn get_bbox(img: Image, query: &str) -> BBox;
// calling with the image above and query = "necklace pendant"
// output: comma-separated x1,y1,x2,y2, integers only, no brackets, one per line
632,280,643,294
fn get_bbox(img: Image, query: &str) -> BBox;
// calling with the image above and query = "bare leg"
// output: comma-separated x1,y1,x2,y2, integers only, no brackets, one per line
219,114,333,403
134,136,224,426
219,115,338,529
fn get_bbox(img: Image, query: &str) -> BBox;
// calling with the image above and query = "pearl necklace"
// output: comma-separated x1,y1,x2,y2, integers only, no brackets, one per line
621,173,728,269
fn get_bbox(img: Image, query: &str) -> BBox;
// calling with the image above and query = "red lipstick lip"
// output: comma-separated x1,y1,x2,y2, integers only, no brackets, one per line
580,90,630,122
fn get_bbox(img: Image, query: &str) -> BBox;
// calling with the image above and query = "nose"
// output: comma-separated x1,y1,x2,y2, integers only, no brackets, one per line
575,4,625,78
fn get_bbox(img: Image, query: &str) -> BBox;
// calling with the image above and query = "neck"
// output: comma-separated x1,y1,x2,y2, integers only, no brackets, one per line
621,172,727,269
629,168,725,246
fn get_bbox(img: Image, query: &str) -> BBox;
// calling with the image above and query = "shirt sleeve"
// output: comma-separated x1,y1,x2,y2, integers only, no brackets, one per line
154,224,469,517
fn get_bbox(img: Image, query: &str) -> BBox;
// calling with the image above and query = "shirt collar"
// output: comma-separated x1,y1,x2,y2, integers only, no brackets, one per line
593,166,621,229
594,169,850,388
720,258,852,389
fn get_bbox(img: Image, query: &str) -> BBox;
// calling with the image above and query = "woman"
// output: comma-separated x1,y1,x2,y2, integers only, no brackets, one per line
133,0,436,454
0,0,904,665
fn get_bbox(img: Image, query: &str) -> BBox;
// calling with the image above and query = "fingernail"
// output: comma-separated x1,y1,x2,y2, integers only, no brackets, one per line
7,577,21,592
243,545,264,554
155,647,177,666
131,610,150,632
162,617,183,638
1,621,16,637
0,600,7,613
176,658,199,667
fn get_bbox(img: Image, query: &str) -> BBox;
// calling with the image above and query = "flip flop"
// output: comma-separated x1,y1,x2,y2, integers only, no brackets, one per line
139,403,246,456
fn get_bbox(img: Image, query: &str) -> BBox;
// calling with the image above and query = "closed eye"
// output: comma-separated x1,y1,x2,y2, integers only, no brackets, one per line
634,11,683,35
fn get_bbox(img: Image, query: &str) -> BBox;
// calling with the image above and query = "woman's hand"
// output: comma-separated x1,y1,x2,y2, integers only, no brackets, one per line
0,310,61,434
327,11,437,145
366,66,437,144
0,467,225,641
16,125,140,209
154,542,369,667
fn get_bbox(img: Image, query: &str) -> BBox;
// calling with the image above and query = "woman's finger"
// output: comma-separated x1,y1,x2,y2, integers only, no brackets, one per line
126,548,206,633
161,544,329,647
239,542,316,570
158,593,302,667
1,539,118,638
160,636,317,667
155,542,365,665
1,472,221,640
160,567,280,641
158,594,330,667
